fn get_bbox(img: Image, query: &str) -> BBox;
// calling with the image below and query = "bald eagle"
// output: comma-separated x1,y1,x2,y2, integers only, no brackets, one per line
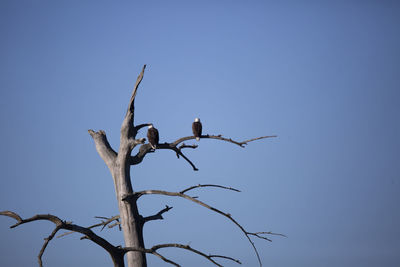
147,124,159,149
192,118,202,141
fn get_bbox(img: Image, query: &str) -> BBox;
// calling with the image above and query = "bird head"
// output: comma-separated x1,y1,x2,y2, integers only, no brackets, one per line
194,118,200,122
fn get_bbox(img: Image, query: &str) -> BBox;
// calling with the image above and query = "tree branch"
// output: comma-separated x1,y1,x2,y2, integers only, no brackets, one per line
88,129,117,168
143,205,173,224
123,185,281,266
248,231,287,240
133,123,152,134
0,211,124,267
57,215,121,238
108,221,121,229
128,65,146,115
173,147,199,171
123,243,241,267
121,65,146,140
129,144,153,165
129,134,276,170
170,134,277,148
39,226,62,267
180,184,241,194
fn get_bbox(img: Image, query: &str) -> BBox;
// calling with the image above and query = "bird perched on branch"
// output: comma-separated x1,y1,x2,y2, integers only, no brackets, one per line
147,124,159,149
192,118,202,141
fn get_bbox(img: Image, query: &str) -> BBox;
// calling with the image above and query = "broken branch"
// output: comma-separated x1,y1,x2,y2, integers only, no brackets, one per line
88,130,117,168
143,205,173,224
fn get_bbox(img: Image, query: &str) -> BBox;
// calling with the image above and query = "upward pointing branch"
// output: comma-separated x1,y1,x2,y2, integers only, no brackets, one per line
128,64,146,115
121,64,146,140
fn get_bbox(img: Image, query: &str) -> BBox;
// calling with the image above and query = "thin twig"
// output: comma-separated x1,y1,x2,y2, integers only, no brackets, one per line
180,184,241,194
57,215,120,238
38,226,61,267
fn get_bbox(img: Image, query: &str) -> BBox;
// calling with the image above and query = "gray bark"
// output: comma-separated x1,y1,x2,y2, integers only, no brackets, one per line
89,65,148,267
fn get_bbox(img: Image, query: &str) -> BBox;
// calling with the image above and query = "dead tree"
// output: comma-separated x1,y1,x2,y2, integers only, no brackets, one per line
1,65,282,267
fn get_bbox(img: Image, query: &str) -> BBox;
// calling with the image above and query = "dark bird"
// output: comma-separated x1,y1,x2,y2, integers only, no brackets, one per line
147,124,159,149
192,118,202,141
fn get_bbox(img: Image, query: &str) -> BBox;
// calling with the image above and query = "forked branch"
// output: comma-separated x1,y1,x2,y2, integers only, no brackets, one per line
171,135,277,148
123,184,282,266
57,215,121,238
0,211,124,267
0,205,251,267
130,135,276,171
123,243,241,267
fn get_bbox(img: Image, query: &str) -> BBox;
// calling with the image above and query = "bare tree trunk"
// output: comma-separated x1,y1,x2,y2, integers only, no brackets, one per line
89,128,147,267
113,149,146,267
88,65,148,267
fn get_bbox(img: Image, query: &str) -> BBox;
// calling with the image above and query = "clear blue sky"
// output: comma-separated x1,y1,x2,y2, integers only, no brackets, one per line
1,1,399,266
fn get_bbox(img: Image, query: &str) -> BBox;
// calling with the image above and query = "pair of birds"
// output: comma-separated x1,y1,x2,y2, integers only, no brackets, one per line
147,118,202,149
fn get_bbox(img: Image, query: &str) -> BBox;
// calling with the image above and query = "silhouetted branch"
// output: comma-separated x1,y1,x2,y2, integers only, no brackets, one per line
129,143,199,170
39,226,61,267
94,215,121,231
173,148,199,171
123,243,241,267
249,231,287,240
209,255,242,265
171,134,277,148
122,184,281,266
129,134,276,170
180,184,241,194
57,215,121,238
143,205,173,224
0,211,124,267
178,143,198,150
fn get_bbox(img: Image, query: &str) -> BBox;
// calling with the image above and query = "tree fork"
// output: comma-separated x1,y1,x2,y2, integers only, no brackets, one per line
1,65,279,267
89,65,148,267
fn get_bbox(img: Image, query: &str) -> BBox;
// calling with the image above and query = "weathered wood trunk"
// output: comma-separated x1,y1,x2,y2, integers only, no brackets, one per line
113,151,146,267
89,65,148,267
